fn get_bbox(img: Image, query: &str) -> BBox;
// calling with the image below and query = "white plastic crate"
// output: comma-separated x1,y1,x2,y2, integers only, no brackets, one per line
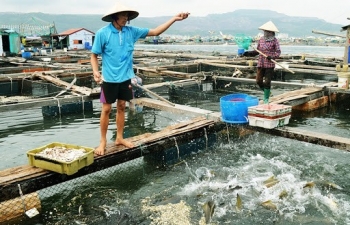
248,104,292,118
248,115,291,129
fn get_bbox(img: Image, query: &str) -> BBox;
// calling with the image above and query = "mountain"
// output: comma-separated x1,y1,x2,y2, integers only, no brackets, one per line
0,9,345,37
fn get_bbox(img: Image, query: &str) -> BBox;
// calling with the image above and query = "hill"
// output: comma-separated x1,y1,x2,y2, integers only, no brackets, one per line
0,10,345,37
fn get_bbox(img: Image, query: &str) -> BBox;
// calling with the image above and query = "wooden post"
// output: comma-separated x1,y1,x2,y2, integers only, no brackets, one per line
0,192,41,222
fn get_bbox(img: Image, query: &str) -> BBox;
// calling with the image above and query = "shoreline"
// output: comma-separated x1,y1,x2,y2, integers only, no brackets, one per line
137,42,345,48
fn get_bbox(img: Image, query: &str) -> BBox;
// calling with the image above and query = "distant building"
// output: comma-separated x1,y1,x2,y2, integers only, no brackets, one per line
277,33,289,39
0,29,21,56
52,28,94,50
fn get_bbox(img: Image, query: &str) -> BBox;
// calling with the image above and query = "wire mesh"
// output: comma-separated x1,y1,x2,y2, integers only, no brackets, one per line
0,135,218,225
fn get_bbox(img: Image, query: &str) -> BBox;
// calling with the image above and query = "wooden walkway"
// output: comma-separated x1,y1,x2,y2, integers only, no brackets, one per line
249,126,350,151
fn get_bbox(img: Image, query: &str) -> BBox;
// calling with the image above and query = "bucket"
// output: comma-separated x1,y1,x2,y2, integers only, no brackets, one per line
84,42,90,49
237,48,245,56
21,52,31,59
337,72,350,89
220,93,259,124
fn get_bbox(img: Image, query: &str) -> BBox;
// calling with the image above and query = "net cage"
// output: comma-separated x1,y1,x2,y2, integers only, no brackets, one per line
233,34,253,50
0,140,220,225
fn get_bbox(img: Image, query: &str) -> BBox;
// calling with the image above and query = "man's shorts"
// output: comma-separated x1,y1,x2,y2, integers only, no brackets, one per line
100,79,133,104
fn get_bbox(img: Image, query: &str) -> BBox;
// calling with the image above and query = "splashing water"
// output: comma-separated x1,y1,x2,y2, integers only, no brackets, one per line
175,133,350,224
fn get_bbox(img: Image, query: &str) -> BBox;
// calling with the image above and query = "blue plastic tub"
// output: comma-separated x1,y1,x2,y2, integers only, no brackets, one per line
220,93,259,124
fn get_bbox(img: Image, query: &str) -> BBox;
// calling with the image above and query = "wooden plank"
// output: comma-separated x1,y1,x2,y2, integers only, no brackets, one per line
269,87,322,102
77,59,91,64
282,92,326,106
288,64,336,71
143,79,198,89
292,96,329,111
269,94,310,104
33,73,92,96
214,76,329,89
282,68,337,75
131,98,221,122
100,117,217,154
249,126,350,151
269,90,326,106
0,166,46,184
201,61,251,69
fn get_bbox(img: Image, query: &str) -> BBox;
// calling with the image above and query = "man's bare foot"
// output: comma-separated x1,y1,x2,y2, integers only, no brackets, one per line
94,142,106,156
115,138,134,148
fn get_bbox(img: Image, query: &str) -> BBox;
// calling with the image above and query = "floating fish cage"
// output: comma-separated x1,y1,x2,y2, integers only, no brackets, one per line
0,82,19,96
27,142,94,175
41,100,93,117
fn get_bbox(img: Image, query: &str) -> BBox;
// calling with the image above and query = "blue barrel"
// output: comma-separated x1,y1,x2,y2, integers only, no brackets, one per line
21,52,31,59
220,93,259,124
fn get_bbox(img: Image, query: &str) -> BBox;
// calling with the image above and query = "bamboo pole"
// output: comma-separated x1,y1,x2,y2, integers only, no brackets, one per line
252,46,295,74
134,84,175,107
0,192,41,222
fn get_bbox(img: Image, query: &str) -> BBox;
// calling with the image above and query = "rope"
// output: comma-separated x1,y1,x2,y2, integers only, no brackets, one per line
226,123,231,144
204,128,208,151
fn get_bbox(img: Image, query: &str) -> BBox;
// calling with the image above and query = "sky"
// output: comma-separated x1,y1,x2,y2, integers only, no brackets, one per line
1,0,349,25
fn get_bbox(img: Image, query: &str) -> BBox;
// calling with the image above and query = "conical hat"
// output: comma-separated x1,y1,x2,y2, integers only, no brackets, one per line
258,21,279,32
102,2,139,22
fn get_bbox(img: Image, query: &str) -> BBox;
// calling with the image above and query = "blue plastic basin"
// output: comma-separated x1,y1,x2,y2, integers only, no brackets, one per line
220,93,259,124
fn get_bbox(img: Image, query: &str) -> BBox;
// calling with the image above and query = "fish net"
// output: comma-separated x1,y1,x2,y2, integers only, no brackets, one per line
233,34,253,50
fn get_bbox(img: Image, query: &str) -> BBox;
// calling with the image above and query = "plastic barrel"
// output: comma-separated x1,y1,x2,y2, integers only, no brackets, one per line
337,72,350,89
21,52,31,59
220,93,259,124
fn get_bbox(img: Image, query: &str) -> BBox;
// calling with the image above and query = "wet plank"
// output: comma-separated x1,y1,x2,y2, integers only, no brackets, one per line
249,126,350,151
131,98,221,121
100,116,217,155
269,87,324,104
0,166,46,184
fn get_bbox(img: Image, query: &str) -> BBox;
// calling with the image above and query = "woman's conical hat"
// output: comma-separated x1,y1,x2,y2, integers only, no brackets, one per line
102,2,139,22
258,21,279,32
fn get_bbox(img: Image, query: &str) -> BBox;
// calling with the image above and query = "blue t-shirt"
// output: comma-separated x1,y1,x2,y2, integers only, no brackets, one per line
91,23,149,83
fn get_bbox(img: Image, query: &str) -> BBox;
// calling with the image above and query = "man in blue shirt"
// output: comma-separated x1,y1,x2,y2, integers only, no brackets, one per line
91,2,190,155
